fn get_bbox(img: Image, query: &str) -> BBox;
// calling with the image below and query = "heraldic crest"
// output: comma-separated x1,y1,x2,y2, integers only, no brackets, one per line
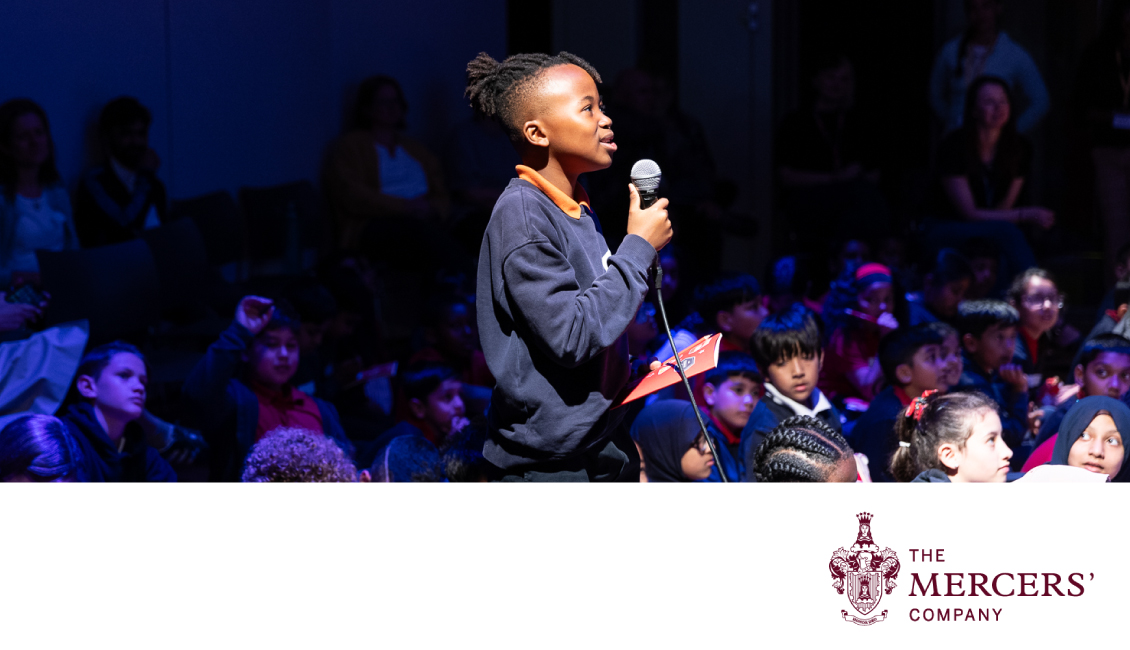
828,513,901,626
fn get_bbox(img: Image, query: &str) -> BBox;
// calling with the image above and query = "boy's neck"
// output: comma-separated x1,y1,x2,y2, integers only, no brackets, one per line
93,404,130,448
523,151,578,200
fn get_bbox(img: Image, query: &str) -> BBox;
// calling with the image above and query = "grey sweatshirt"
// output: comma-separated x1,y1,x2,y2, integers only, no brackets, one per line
476,171,656,471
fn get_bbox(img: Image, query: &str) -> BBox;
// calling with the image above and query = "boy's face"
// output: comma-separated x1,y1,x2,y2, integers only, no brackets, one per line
925,277,969,318
937,333,964,390
248,327,300,388
704,375,760,432
897,344,943,396
410,378,465,437
78,352,147,422
527,64,615,174
718,298,768,346
1075,352,1130,399
765,351,823,404
963,324,1016,373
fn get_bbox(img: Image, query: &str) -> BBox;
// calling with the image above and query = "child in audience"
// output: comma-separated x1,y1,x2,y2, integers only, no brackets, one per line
742,303,842,479
182,296,351,481
1006,268,1063,384
467,51,671,481
369,432,446,482
61,342,175,482
410,293,494,388
928,321,965,392
953,300,1030,459
905,249,972,326
0,414,83,482
961,237,1001,300
397,362,469,447
820,262,899,405
1022,334,1130,471
852,325,945,482
701,351,762,471
655,272,767,361
752,415,858,482
1048,396,1130,482
631,400,736,482
890,390,1012,483
241,427,365,483
1085,281,1130,342
441,418,491,482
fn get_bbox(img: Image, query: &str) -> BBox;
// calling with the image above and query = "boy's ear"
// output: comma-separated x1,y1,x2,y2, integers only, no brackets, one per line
961,333,979,353
715,310,733,333
702,383,716,406
937,442,961,472
816,350,824,372
894,363,914,386
522,119,549,148
408,398,427,421
76,374,98,400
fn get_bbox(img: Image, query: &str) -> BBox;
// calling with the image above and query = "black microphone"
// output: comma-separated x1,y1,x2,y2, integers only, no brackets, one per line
630,159,662,209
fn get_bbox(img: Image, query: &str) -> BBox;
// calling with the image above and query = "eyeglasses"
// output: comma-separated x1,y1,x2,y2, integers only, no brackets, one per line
1021,294,1064,309
690,431,712,454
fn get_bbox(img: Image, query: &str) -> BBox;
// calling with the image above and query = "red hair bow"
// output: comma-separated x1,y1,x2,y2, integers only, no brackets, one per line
904,389,939,421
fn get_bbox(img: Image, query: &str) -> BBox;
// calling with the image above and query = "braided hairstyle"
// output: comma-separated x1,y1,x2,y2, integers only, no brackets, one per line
465,51,602,146
753,415,853,482
889,390,998,482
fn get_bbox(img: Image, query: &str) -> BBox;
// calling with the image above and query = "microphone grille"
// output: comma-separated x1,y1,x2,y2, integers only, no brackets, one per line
630,159,662,191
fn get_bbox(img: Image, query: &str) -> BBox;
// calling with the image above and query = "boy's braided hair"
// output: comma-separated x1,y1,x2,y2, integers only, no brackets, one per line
465,51,602,146
753,415,852,482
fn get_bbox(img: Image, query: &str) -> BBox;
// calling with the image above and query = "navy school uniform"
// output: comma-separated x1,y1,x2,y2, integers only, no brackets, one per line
62,402,176,482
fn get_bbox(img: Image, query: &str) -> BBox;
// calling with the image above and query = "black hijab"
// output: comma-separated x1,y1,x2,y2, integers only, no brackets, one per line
630,400,700,483
1050,395,1130,482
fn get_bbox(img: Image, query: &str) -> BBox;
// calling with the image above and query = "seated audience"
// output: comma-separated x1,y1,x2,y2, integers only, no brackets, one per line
701,351,762,477
752,415,858,483
182,296,351,481
819,263,898,406
852,325,946,482
284,278,340,399
0,98,78,289
440,418,490,482
0,414,83,482
961,237,1002,300
765,254,818,315
928,321,965,391
1007,269,1066,386
952,300,1030,462
409,294,493,388
1047,395,1130,482
444,110,519,256
930,76,1051,294
73,97,167,247
1085,281,1130,342
393,362,468,449
323,75,449,254
656,272,767,360
369,431,445,482
905,249,973,326
242,426,365,483
61,342,175,482
631,400,736,483
1023,334,1130,471
742,303,842,480
890,390,1012,483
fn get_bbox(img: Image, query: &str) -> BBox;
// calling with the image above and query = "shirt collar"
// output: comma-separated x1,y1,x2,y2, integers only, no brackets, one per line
894,386,913,407
251,381,303,406
515,165,590,220
764,382,832,418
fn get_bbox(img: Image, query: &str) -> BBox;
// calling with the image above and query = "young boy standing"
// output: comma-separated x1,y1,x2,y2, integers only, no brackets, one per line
851,325,945,482
741,304,842,480
62,342,176,482
467,52,671,481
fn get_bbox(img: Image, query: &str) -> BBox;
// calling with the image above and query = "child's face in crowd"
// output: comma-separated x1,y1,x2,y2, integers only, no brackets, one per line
964,324,1016,373
925,278,969,318
79,352,147,422
1067,414,1124,480
968,257,998,300
937,334,964,390
943,409,1011,483
1076,353,1130,399
680,431,714,481
766,351,823,404
1014,276,1060,337
704,375,760,432
900,344,943,395
249,327,300,388
857,281,893,322
720,298,768,345
417,378,465,437
535,64,615,174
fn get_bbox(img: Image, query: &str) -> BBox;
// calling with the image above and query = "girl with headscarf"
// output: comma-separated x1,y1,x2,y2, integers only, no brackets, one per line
630,400,737,483
1048,395,1130,482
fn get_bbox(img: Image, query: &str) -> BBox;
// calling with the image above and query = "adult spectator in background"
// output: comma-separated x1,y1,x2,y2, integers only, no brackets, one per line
776,53,888,254
0,98,78,289
931,76,1052,294
323,75,449,256
1074,0,1130,279
929,0,1048,134
72,97,167,248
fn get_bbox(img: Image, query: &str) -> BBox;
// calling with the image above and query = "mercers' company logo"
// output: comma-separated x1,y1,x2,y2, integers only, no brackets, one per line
829,513,901,626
